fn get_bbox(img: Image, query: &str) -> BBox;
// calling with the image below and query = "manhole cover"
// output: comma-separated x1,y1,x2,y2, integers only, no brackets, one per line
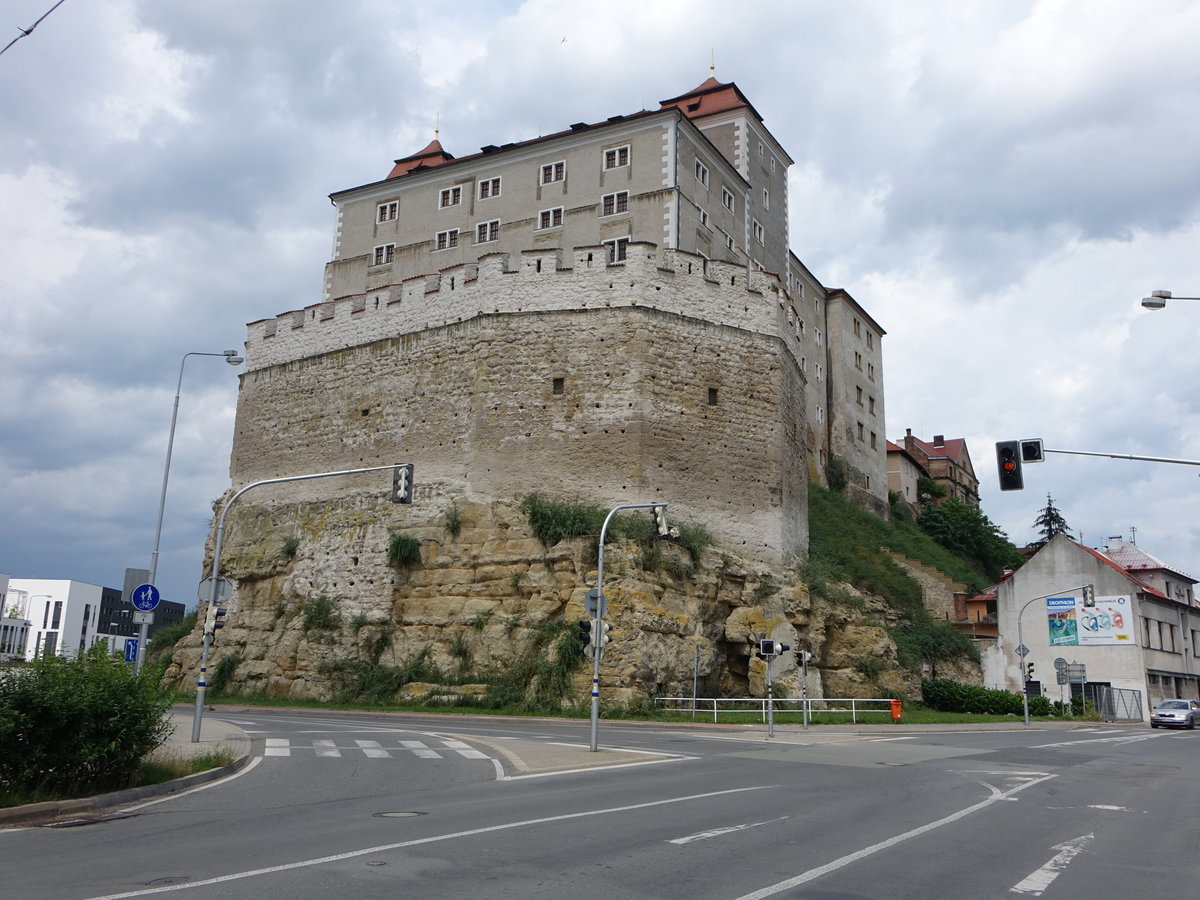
374,811,425,818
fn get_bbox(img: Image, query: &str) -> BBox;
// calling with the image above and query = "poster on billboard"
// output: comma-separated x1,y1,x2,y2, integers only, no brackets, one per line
1046,594,1134,645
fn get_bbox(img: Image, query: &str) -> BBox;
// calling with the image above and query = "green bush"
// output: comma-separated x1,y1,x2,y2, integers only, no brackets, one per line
0,646,172,802
387,533,422,568
301,596,341,632
208,654,243,696
921,678,1057,717
519,493,607,548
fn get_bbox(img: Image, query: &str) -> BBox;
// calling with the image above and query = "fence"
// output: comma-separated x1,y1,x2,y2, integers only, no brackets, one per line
655,697,895,724
1083,685,1143,723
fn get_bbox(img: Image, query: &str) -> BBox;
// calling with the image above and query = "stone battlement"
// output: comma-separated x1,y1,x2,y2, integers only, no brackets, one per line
245,243,807,372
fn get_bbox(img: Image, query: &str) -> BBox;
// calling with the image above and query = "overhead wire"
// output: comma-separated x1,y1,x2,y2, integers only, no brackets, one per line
0,0,68,58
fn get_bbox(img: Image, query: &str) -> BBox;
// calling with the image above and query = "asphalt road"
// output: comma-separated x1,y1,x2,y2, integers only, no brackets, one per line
4,710,1200,899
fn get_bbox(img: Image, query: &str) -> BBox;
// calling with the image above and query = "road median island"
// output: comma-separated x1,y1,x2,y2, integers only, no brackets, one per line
440,732,685,778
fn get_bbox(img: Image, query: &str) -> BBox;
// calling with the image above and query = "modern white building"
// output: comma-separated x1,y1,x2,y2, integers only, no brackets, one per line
6,578,123,660
0,572,32,661
983,534,1200,719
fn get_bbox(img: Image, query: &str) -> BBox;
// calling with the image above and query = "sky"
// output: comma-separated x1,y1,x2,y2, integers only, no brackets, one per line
2,0,1199,611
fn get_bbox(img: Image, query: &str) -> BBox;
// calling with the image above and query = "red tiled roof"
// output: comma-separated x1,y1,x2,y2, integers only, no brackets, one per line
386,138,455,179
1074,541,1169,600
659,77,762,122
906,435,968,462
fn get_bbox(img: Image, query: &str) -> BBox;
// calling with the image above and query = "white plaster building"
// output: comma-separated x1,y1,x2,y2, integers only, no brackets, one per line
0,572,31,661
6,579,122,660
983,535,1200,719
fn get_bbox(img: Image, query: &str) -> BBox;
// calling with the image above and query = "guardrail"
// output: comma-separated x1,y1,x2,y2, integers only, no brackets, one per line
655,697,896,724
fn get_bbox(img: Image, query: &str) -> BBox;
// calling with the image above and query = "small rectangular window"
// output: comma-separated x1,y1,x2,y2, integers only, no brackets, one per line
604,145,630,169
763,188,770,209
724,233,736,252
552,377,564,395
541,161,565,184
377,201,397,223
698,206,708,227
438,186,463,209
695,159,709,187
817,405,825,424
537,207,563,230
434,229,459,251
478,177,501,199
372,243,395,265
603,237,629,263
856,386,863,405
476,219,500,243
708,387,718,406
601,191,629,217
721,187,735,212
752,220,764,244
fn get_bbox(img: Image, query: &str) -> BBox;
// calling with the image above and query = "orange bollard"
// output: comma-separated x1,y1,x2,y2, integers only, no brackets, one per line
890,699,902,722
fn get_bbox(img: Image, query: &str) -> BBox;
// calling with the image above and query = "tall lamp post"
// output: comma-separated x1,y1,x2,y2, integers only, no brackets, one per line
1141,290,1200,310
144,350,242,673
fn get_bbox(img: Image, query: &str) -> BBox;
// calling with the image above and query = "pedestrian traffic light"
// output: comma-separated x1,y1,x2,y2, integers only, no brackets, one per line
391,463,414,504
1082,584,1095,607
577,619,593,651
756,639,776,660
996,441,1024,491
652,505,670,537
1025,662,1035,680
1020,439,1045,463
204,605,227,637
597,622,613,649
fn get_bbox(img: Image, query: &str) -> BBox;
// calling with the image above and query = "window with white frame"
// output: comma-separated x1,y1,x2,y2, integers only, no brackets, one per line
377,201,397,223
372,243,395,265
537,207,563,230
816,405,825,424
541,161,565,184
867,332,874,348
476,219,500,243
854,351,863,370
434,229,458,251
603,145,629,169
815,363,823,382
770,157,776,172
856,386,863,405
695,159,709,187
868,396,876,414
757,141,764,157
752,220,764,244
698,206,709,227
724,233,736,252
600,191,629,217
721,187,735,212
857,422,865,441
763,188,769,209
478,177,501,199
603,236,629,263
868,363,875,381
439,186,462,209
853,318,862,337
800,356,807,372
815,328,822,347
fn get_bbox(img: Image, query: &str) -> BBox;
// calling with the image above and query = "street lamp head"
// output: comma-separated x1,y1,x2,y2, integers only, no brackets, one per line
1141,289,1171,310
223,350,245,365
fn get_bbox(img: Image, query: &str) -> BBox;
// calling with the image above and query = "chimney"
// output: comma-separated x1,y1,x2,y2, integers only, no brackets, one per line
933,435,945,447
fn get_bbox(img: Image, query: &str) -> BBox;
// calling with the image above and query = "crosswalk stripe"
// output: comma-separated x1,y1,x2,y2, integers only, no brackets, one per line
314,739,342,758
356,740,392,758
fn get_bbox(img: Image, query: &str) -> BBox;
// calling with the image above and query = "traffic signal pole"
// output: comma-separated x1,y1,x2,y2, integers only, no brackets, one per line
590,502,667,752
192,463,411,742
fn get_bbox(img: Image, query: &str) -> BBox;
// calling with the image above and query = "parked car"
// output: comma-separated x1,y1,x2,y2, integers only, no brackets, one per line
1150,699,1200,729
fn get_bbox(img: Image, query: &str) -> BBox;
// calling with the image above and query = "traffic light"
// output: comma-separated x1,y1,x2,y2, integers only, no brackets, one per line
1025,662,1035,681
1020,439,1045,463
597,622,613,650
204,605,227,637
391,463,414,504
1082,584,1095,607
996,441,1024,491
756,639,776,660
652,505,670,537
577,619,593,652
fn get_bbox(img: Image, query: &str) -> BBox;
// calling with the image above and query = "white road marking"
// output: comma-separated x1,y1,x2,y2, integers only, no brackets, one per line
1033,733,1162,748
355,740,391,759
83,786,771,899
668,816,787,845
263,739,290,757
733,773,1058,899
454,749,489,759
313,740,341,758
440,739,472,749
121,757,263,812
1010,833,1094,895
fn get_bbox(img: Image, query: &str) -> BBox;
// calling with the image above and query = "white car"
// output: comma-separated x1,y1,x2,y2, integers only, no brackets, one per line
1150,699,1200,729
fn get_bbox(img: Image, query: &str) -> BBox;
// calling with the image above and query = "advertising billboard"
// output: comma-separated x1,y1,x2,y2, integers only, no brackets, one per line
1046,594,1134,646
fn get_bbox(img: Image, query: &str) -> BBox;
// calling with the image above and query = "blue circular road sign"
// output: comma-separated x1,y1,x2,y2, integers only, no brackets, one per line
130,583,161,612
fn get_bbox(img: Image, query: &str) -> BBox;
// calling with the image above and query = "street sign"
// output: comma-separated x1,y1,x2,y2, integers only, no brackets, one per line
197,576,232,603
585,588,605,618
132,611,154,625
124,638,139,663
130,583,161,612
1016,643,1030,658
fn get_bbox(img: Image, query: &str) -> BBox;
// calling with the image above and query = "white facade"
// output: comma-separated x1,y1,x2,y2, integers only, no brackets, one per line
6,579,111,660
0,572,30,660
982,535,1200,719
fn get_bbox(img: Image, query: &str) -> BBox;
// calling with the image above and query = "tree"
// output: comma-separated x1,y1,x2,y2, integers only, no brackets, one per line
917,497,1026,580
1033,493,1072,542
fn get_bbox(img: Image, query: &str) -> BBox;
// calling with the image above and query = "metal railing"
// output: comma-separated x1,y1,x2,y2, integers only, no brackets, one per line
655,697,895,724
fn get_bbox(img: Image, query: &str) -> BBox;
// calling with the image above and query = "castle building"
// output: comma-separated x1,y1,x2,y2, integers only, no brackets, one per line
232,76,889,567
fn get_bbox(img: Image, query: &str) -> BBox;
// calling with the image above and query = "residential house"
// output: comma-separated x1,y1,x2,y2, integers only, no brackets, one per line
893,429,979,507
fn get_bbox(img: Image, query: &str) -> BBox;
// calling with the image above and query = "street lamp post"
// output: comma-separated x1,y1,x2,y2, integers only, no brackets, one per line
192,463,408,742
590,502,669,752
1016,583,1092,725
1141,290,1200,310
144,350,242,673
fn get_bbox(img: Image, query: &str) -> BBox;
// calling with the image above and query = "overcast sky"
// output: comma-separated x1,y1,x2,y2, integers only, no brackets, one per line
3,0,1199,611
